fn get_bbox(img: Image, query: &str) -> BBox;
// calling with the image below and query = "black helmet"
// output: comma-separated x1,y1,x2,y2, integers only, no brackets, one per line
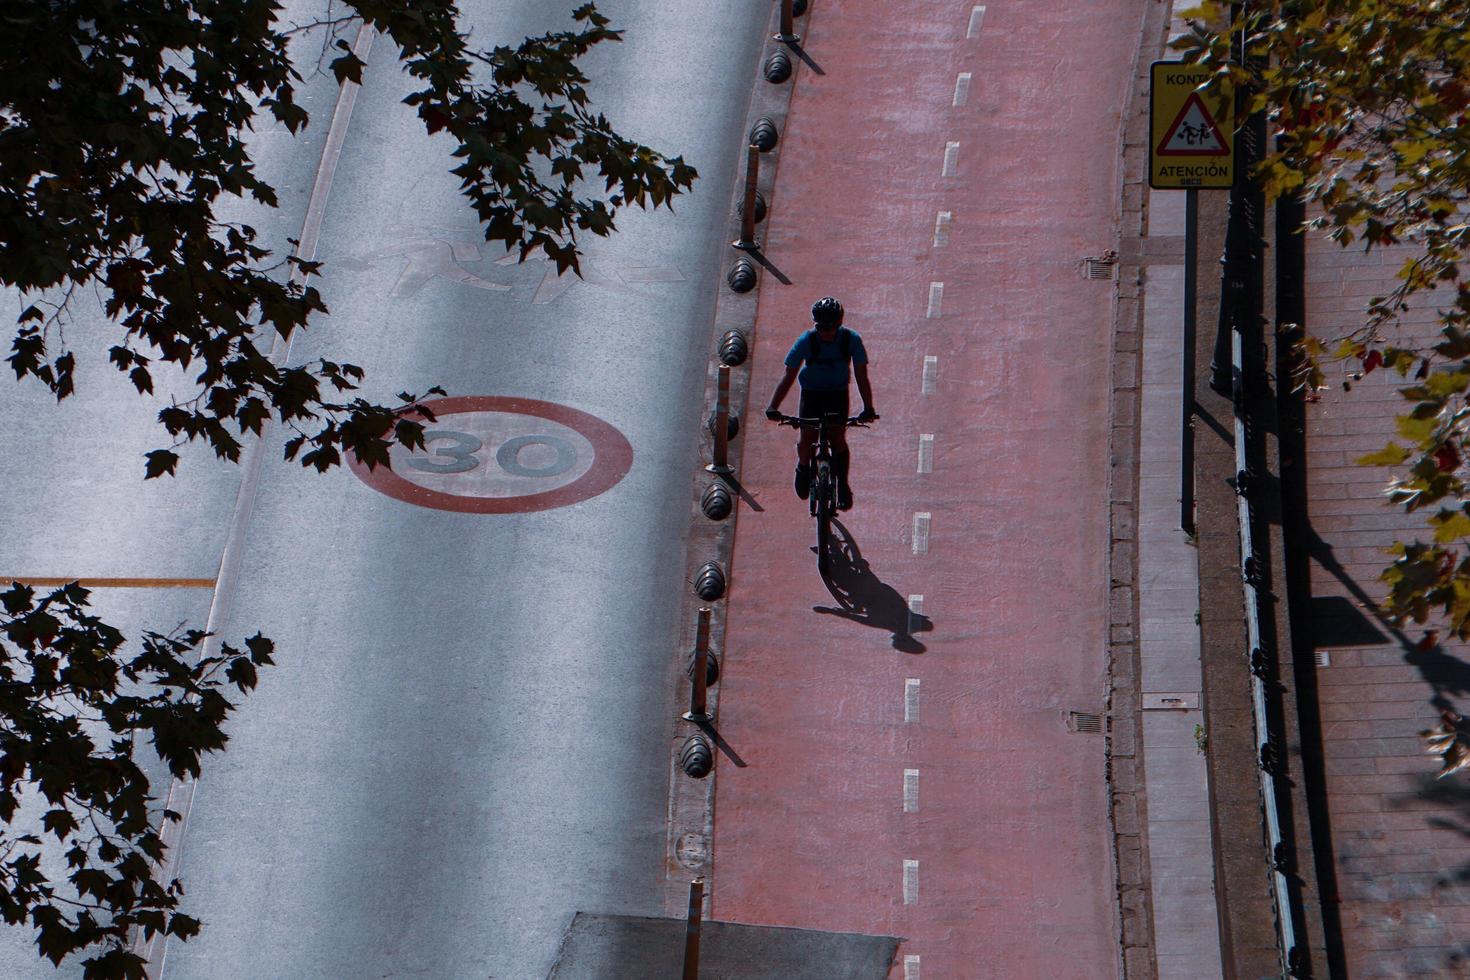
811,296,844,328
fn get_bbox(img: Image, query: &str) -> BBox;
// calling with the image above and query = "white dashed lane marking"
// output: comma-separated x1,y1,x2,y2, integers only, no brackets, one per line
905,678,920,723
905,954,922,980
918,433,934,474
942,141,959,176
912,512,931,555
953,72,972,107
908,594,925,634
903,860,920,904
904,769,920,812
922,355,938,394
926,281,944,318
932,211,951,247
967,5,986,38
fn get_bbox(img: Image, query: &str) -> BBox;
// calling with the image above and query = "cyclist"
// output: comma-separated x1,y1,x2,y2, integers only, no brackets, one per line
764,296,877,510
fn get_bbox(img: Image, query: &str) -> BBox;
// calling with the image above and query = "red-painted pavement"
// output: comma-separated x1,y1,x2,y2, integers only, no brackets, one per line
712,1,1138,976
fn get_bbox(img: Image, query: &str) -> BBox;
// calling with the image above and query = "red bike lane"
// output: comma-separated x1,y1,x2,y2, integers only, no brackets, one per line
711,1,1138,975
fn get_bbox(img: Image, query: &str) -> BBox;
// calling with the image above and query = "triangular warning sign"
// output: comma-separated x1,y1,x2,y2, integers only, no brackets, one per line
1156,92,1229,156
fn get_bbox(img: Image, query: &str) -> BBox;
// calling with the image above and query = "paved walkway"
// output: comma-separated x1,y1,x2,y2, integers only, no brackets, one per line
1137,184,1224,977
709,1,1140,975
1303,241,1470,978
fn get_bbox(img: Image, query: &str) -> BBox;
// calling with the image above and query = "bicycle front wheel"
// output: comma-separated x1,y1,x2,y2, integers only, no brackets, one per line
815,463,833,575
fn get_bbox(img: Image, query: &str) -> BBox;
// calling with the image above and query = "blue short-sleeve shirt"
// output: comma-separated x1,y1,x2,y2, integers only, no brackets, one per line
785,328,868,392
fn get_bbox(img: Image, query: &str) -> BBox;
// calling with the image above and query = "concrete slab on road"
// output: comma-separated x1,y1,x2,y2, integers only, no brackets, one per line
547,912,898,979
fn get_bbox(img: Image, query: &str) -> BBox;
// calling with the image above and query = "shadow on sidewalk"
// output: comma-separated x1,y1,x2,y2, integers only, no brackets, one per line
1392,775,1470,973
1309,524,1470,712
813,519,932,653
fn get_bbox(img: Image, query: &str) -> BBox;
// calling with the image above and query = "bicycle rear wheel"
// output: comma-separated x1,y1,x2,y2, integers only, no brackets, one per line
814,462,833,575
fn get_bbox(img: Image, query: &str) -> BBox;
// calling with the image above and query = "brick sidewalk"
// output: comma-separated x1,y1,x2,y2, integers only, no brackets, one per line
1304,241,1470,977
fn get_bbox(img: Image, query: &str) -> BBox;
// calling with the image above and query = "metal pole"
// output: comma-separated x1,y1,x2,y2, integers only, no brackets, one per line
774,0,801,43
1182,187,1198,535
682,608,712,724
706,366,733,475
682,877,705,980
732,144,760,251
1211,3,1247,395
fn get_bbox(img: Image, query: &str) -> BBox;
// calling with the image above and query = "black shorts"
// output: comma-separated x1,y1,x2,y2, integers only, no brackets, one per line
798,387,849,422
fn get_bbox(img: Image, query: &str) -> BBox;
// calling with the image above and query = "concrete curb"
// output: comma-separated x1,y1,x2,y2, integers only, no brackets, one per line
661,0,810,918
1106,0,1176,975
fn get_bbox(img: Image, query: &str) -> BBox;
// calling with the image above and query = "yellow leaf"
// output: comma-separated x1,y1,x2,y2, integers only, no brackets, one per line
1397,414,1437,443
1433,511,1470,543
1358,443,1411,466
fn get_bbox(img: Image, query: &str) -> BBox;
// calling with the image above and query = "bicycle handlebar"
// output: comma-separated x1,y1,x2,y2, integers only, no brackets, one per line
771,413,877,429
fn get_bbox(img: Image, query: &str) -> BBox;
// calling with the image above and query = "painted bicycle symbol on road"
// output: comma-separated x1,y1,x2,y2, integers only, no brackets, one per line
348,396,634,513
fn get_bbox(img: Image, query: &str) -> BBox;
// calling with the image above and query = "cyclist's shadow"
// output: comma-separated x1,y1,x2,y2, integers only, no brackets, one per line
815,519,933,653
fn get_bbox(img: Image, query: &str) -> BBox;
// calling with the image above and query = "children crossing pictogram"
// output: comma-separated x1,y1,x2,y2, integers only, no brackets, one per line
1156,92,1228,156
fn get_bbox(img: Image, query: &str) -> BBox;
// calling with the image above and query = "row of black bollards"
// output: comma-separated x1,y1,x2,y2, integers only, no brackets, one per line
680,6,813,976
724,0,805,296
682,0,810,782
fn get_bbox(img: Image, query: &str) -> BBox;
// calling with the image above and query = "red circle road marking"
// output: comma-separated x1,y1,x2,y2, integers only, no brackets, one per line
348,396,634,513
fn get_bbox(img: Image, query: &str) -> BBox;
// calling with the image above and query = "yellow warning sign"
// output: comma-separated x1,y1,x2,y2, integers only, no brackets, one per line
1149,62,1234,189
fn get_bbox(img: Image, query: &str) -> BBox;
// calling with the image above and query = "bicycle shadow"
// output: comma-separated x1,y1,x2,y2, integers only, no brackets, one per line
813,519,932,653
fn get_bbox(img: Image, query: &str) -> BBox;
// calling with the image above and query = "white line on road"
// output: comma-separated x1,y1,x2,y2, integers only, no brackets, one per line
917,433,934,474
926,281,944,318
932,211,951,247
905,955,922,980
912,512,931,555
908,594,925,634
922,355,938,394
905,678,920,723
942,141,959,176
953,72,972,107
967,5,986,38
903,860,920,904
904,769,920,812
140,24,378,979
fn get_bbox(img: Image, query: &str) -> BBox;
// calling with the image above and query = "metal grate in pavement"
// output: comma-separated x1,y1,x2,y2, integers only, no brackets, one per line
1080,252,1117,280
1069,711,1104,734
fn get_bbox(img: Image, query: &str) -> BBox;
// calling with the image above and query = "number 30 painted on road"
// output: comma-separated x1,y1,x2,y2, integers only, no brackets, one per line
348,396,633,514
407,430,578,479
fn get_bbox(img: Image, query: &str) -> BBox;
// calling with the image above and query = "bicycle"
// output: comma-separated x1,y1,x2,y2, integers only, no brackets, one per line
772,413,875,575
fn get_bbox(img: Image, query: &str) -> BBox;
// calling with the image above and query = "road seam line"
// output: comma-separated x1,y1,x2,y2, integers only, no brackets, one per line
3,577,215,588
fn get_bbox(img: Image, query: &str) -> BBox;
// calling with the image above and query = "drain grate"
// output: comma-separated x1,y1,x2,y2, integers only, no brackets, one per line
1069,711,1104,734
1080,251,1117,281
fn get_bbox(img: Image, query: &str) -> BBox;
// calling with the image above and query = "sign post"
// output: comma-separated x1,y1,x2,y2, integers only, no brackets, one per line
1150,62,1234,534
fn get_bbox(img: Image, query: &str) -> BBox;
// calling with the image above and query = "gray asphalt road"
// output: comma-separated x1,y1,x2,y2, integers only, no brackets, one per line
0,1,764,977
161,2,764,978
